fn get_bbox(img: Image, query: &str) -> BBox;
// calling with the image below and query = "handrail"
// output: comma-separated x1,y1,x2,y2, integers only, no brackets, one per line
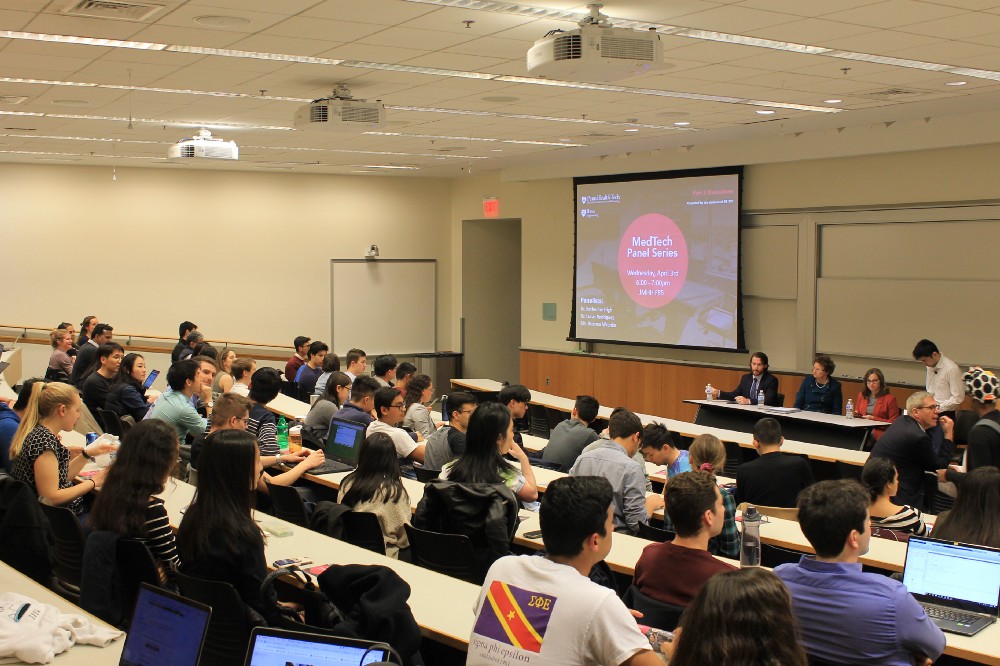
0,323,289,351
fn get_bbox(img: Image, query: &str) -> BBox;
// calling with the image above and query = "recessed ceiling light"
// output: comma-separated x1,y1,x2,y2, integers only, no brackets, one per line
50,99,92,107
945,81,967,86
756,110,775,115
624,128,639,132
823,99,842,104
491,149,503,152
194,15,252,28
673,121,690,126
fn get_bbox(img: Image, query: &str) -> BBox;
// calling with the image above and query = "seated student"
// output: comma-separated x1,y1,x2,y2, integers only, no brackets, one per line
853,368,899,441
148,359,211,444
638,422,690,479
246,367,311,470
192,342,217,360
571,408,663,534
89,419,181,577
394,362,416,394
343,348,367,382
933,466,1000,549
338,432,411,558
440,401,537,503
467,476,660,666
178,430,290,625
212,348,236,395
177,330,203,362
105,353,155,423
372,354,397,387
171,321,196,363
294,340,328,396
284,336,310,383
660,434,739,559
541,395,600,470
48,329,74,379
944,367,1000,485
313,353,341,396
498,384,531,445
775,480,945,666
735,417,814,508
402,374,436,440
793,354,843,414
9,382,115,519
669,568,809,666
333,375,380,427
78,315,98,349
367,387,426,464
81,342,124,414
303,371,351,443
861,456,927,536
72,322,113,386
56,322,78,357
0,378,42,473
634,471,737,606
423,391,477,471
229,357,255,397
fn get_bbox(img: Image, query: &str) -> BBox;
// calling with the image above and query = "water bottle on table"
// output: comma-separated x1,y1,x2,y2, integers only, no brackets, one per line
845,399,854,419
741,505,762,567
757,390,765,408
705,384,714,401
276,416,289,453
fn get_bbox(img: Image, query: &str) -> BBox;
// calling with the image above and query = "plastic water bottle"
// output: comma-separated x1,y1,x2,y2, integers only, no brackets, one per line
740,505,762,567
276,416,289,453
845,399,854,419
757,390,766,408
705,384,714,401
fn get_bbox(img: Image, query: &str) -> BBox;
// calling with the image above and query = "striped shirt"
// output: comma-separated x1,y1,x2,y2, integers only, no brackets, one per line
145,497,180,569
248,403,278,456
872,505,928,536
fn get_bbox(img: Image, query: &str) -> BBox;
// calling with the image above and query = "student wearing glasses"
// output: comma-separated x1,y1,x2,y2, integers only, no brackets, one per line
871,391,954,511
366,387,425,464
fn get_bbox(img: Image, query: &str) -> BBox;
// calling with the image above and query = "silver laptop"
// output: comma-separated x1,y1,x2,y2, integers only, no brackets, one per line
310,417,367,475
119,583,211,666
902,535,1000,636
243,626,389,666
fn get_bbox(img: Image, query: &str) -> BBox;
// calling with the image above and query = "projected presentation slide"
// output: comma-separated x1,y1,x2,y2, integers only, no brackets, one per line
573,169,742,349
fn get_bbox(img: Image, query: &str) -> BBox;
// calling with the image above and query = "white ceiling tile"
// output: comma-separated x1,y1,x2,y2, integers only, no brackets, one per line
745,17,876,44
657,40,765,63
401,52,509,71
920,0,1000,9
154,5,289,32
302,0,438,25
394,6,530,35
0,9,35,31
224,34,340,56
902,11,1000,37
885,39,1000,64
440,36,526,59
822,0,967,29
321,42,429,63
187,0,324,13
736,0,874,16
818,29,943,51
666,5,800,32
263,16,385,42
23,13,147,40
127,24,248,48
356,25,479,50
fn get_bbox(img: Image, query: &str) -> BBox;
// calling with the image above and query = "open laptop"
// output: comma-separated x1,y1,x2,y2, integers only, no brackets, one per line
142,369,159,390
901,535,1000,636
309,416,367,475
119,583,211,666
243,626,388,666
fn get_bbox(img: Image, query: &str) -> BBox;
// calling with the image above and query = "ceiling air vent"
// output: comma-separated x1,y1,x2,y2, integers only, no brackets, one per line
0,96,28,105
861,87,925,101
63,0,165,22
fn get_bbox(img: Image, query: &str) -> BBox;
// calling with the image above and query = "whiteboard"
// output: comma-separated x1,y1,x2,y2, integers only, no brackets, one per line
330,260,436,356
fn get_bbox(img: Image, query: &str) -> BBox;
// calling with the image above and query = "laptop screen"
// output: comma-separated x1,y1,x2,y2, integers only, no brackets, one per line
326,418,366,464
120,584,211,666
245,627,387,666
903,536,1000,615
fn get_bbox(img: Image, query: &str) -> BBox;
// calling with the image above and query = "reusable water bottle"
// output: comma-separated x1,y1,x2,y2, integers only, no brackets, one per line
276,416,289,453
757,390,766,408
441,394,449,424
845,399,854,419
741,505,762,568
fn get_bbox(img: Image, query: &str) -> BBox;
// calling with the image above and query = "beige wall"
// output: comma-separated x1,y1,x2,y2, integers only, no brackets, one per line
0,163,454,354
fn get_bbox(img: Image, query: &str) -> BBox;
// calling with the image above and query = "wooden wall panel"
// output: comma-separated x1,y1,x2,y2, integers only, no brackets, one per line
593,359,629,410
554,354,595,398
520,351,541,390
623,361,663,416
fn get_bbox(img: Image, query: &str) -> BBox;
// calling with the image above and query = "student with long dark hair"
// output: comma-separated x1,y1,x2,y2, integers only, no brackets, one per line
78,315,98,347
90,419,180,574
861,456,927,536
339,432,411,558
442,401,537,503
669,568,809,666
177,429,282,623
105,353,153,423
304,371,351,443
933,466,1000,548
402,374,436,439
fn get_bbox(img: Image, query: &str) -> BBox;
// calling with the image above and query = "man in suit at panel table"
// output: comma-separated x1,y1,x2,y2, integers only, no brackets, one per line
710,351,780,406
735,417,814,508
871,391,954,511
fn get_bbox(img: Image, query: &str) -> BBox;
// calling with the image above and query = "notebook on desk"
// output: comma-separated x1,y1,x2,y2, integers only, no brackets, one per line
310,416,367,475
119,583,211,666
901,536,1000,636
243,627,388,666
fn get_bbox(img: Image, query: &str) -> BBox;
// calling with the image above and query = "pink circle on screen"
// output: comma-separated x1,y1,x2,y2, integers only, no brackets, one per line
617,213,688,308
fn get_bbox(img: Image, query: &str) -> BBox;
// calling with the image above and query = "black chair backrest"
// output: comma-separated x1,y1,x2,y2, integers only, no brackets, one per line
808,458,839,482
95,408,124,436
722,440,743,476
413,466,440,483
44,366,70,383
116,539,163,626
528,458,565,472
341,511,386,555
775,392,786,407
761,542,804,568
527,403,551,438
953,409,979,447
267,483,310,527
175,570,255,666
39,502,86,595
636,521,675,543
622,585,685,631
404,523,480,583
836,461,863,482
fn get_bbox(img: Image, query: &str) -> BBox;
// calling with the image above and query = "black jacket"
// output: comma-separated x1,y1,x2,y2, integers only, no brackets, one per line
413,480,519,581
0,473,52,584
871,415,953,509
719,371,780,406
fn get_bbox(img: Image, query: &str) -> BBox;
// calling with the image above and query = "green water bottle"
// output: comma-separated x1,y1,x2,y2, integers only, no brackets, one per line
277,416,289,454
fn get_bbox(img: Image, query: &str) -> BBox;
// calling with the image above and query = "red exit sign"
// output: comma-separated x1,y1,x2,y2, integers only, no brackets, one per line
483,197,499,218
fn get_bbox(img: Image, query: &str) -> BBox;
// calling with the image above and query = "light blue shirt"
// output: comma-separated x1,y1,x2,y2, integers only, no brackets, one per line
570,440,648,533
149,389,207,443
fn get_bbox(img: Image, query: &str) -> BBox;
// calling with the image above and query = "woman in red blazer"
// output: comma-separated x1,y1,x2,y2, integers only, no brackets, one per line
854,367,900,442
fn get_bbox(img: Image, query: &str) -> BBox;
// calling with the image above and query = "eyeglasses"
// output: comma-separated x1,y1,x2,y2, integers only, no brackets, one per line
865,378,881,384
458,409,476,415
914,404,941,412
391,402,406,409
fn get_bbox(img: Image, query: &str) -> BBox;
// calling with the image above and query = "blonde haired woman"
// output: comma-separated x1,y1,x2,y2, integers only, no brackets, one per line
48,329,75,378
9,382,115,520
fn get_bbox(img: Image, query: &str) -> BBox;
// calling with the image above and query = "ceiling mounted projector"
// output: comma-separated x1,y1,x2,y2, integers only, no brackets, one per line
294,84,386,132
527,3,666,83
167,128,238,160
